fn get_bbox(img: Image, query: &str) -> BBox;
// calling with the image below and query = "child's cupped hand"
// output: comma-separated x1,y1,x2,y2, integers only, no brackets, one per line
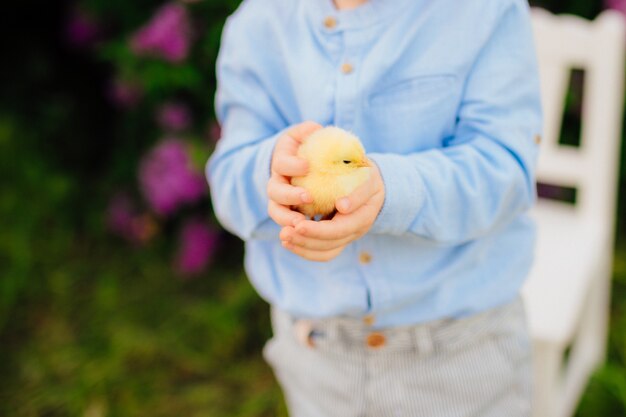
267,121,322,228
280,165,385,262
267,122,385,262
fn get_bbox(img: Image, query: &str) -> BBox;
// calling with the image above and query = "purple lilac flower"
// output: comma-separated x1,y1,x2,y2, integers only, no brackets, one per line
139,139,207,216
108,79,143,108
106,193,157,244
66,8,100,48
605,0,626,14
130,3,191,63
174,219,220,277
156,102,192,132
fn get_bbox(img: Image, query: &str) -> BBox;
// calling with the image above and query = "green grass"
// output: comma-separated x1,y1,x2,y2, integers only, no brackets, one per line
0,233,288,417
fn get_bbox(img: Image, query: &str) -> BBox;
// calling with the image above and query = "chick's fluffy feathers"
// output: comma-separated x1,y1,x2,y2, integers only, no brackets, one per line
291,127,370,219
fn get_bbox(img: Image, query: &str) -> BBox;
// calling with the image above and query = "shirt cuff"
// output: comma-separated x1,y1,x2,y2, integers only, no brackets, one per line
253,131,281,203
368,153,426,236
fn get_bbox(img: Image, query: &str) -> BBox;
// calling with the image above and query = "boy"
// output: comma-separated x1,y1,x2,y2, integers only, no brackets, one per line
207,0,542,415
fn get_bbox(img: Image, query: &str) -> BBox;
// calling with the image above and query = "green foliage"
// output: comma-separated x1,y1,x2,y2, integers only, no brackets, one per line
0,115,75,330
576,249,626,416
531,0,603,18
87,0,242,124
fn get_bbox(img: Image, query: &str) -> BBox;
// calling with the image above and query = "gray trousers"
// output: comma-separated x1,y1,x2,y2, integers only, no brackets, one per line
263,296,532,417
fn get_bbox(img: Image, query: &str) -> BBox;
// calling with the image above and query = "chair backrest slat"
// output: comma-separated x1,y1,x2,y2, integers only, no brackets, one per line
532,9,626,234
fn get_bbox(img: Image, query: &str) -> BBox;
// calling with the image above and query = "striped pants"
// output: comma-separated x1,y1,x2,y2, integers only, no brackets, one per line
263,296,532,417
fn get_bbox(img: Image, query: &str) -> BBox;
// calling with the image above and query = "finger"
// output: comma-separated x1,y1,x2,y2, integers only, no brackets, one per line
274,121,323,155
272,153,309,177
285,121,323,143
279,226,295,242
281,226,356,251
282,241,346,262
291,234,355,251
269,201,306,227
294,214,360,240
274,134,301,156
268,177,312,205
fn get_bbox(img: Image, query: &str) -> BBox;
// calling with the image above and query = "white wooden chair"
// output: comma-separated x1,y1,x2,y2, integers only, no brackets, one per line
522,8,626,417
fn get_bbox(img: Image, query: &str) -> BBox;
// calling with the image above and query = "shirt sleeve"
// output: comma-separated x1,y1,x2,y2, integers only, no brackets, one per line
368,0,542,245
206,9,286,241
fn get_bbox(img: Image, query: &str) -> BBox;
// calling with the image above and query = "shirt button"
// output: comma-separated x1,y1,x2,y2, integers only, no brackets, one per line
366,332,386,348
359,251,372,264
534,134,542,144
324,16,337,29
341,62,354,74
363,314,375,326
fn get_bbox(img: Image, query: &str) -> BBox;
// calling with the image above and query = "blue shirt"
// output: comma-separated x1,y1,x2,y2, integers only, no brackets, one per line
207,0,542,328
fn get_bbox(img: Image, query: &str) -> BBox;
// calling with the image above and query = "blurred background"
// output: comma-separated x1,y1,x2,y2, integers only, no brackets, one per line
1,0,625,416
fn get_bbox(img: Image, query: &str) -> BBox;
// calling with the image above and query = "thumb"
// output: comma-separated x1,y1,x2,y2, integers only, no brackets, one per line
336,179,375,215
336,162,384,214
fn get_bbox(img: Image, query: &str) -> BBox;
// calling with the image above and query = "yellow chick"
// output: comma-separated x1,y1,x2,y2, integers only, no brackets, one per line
291,126,371,219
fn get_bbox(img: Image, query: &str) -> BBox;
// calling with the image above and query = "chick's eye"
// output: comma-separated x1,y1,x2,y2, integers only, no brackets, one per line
343,160,351,164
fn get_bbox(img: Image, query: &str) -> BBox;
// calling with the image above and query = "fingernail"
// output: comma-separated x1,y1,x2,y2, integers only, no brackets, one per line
292,217,303,226
338,198,350,211
300,193,312,203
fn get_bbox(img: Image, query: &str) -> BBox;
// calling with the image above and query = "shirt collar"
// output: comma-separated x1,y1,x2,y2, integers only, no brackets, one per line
306,0,412,31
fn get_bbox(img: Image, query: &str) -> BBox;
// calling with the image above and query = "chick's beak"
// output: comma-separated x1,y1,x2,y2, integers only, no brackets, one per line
356,159,371,168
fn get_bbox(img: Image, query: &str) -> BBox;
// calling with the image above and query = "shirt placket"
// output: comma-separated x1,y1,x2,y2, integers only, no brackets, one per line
335,31,359,130
319,14,392,320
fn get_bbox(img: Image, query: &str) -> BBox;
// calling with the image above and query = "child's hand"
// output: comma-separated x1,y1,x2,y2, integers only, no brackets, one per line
280,161,385,262
267,121,322,228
